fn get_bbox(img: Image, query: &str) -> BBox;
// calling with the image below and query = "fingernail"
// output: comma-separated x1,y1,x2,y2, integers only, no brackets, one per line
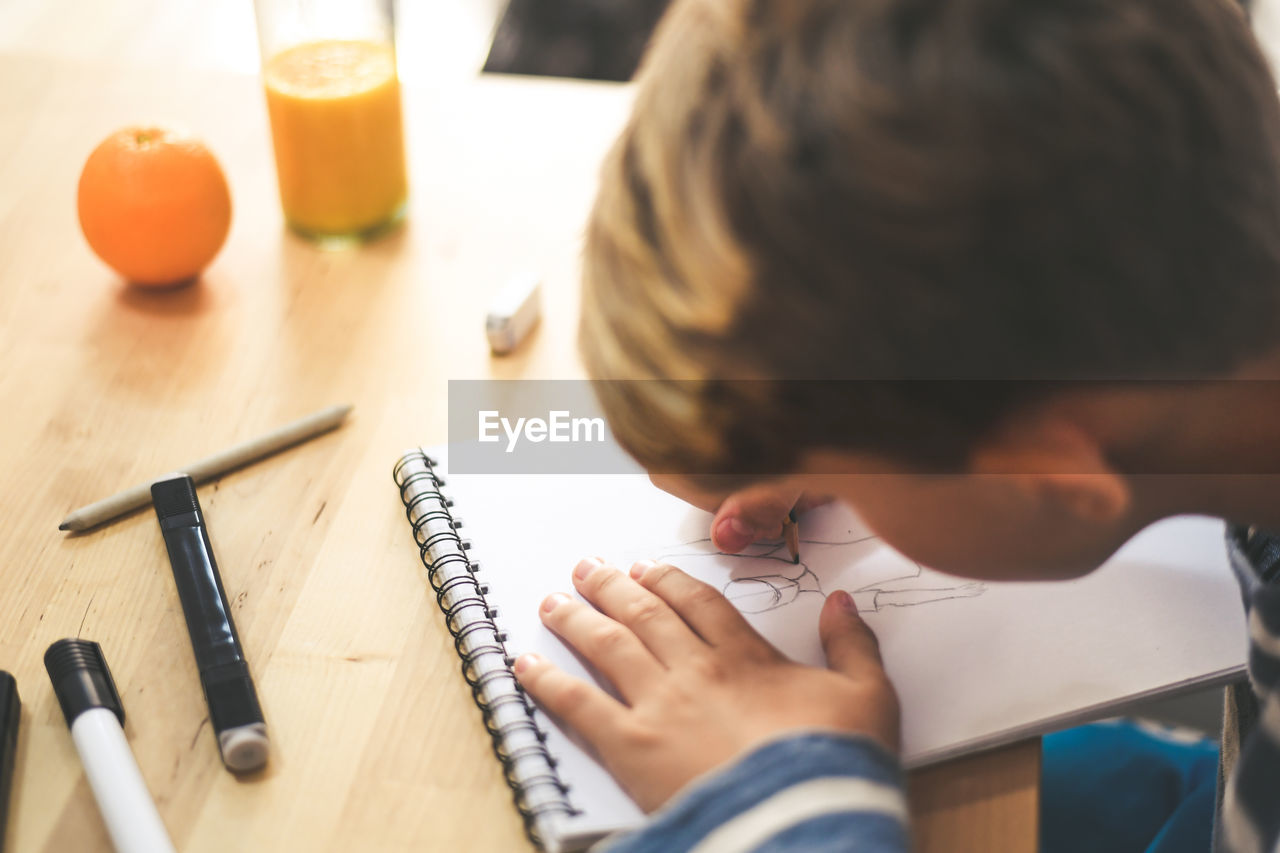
832,590,856,611
715,516,755,551
542,593,570,613
573,556,603,581
513,653,541,675
630,560,655,580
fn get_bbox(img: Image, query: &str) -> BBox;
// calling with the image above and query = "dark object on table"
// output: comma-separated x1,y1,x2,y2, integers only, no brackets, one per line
152,474,269,773
0,673,17,853
484,0,672,82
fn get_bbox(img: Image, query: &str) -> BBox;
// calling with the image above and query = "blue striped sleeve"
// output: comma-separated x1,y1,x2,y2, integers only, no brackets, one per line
1246,586,1280,699
597,732,907,853
1221,536,1280,853
1221,697,1280,852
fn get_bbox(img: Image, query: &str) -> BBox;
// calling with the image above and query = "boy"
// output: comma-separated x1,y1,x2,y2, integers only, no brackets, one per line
510,0,1280,849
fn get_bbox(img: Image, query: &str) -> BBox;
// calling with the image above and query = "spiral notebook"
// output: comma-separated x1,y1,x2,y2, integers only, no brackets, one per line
392,447,1247,852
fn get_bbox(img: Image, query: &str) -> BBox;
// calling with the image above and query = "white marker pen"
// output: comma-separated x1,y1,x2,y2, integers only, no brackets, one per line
45,639,176,853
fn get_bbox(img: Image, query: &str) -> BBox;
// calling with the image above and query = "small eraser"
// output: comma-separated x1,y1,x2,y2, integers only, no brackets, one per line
486,273,542,355
219,723,269,772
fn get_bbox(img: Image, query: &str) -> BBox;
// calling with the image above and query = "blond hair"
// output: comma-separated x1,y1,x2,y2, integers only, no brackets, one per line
580,0,1280,477
581,0,776,473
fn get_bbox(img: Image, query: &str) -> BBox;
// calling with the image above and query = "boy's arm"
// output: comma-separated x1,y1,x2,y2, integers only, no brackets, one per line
599,731,908,852
512,557,903,845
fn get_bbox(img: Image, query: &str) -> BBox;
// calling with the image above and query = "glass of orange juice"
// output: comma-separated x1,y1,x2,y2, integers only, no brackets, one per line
254,0,408,244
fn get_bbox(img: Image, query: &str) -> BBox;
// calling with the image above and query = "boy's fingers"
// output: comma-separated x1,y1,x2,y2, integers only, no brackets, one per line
632,562,771,653
538,592,664,701
571,558,702,662
711,485,805,552
513,653,626,747
818,591,885,677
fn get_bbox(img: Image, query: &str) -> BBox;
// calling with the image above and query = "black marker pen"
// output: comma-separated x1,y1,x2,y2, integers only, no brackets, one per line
0,671,19,852
151,474,268,772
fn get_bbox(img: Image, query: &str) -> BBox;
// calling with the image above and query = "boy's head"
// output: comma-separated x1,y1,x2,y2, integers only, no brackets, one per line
579,0,1280,578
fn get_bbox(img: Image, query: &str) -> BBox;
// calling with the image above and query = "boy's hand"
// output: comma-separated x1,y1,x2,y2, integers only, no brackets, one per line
513,557,900,812
649,475,833,553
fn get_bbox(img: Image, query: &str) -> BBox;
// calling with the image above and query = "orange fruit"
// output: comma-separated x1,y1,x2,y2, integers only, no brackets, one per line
77,126,232,287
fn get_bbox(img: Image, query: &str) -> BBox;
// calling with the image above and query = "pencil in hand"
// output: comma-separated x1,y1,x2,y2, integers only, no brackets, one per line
783,508,800,564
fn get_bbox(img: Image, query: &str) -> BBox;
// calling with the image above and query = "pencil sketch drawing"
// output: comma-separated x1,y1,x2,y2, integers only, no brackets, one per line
656,534,985,615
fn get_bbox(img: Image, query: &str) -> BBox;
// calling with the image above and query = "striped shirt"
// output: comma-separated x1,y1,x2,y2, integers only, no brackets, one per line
602,526,1280,853
1218,526,1280,852
599,731,907,853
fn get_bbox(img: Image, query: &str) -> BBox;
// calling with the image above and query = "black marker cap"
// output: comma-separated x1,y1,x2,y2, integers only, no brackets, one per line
151,474,201,527
44,639,124,729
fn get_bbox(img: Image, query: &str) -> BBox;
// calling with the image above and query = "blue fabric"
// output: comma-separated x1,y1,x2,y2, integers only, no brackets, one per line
599,732,907,853
1041,720,1219,853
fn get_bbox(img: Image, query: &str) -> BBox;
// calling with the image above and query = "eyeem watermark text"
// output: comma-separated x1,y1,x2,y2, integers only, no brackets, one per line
478,410,607,453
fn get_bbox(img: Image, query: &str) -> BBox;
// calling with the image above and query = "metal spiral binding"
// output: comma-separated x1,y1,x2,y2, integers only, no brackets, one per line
393,449,576,848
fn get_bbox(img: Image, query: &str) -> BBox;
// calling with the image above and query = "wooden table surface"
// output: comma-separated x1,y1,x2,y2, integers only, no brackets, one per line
0,2,1037,850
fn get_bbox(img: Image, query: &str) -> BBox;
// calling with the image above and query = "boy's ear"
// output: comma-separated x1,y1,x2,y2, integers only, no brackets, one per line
969,419,1131,523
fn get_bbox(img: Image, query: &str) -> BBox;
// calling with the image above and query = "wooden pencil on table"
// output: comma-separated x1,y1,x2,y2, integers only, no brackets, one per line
58,403,354,532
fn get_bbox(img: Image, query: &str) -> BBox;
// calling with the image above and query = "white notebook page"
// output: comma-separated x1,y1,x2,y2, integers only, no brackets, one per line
429,450,1247,847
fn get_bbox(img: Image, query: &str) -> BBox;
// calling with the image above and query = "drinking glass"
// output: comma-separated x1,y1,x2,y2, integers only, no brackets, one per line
254,0,409,244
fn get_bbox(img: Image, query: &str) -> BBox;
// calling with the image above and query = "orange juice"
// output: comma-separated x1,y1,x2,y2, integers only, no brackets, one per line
263,40,407,239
